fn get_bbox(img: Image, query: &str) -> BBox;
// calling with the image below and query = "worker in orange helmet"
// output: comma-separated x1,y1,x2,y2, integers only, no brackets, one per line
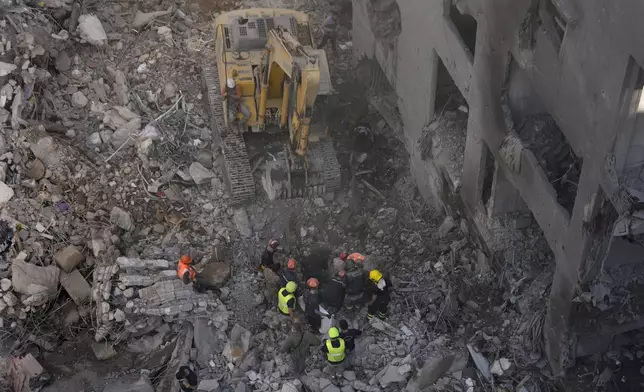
346,252,365,264
304,277,322,332
279,258,298,288
177,255,206,292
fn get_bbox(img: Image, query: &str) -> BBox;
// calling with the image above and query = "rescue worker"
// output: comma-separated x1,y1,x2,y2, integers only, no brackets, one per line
321,327,348,372
346,252,366,265
263,265,281,307
221,73,251,132
344,259,367,310
319,12,337,52
304,278,322,332
321,270,346,313
177,255,196,285
175,365,198,392
260,239,282,272
331,251,347,275
278,281,298,319
280,321,321,375
366,270,392,320
338,319,362,352
279,258,298,288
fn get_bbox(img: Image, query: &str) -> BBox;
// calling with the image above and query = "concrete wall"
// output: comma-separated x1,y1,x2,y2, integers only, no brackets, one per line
352,0,644,373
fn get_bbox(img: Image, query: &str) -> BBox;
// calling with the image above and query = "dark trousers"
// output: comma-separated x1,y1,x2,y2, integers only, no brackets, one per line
367,296,389,319
320,32,337,51
307,312,322,332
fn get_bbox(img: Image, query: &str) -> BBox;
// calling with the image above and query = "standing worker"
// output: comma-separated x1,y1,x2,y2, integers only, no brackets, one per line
281,322,321,375
260,239,283,272
346,252,365,265
278,281,298,319
345,260,367,310
221,73,251,132
304,278,322,332
319,12,338,52
321,327,348,373
321,270,346,313
175,365,198,392
279,258,299,287
366,270,392,320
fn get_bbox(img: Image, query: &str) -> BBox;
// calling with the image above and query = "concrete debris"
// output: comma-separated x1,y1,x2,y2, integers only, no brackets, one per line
3,291,17,306
102,370,154,392
91,342,117,360
117,257,170,270
490,357,511,376
78,15,108,46
189,162,216,185
0,182,13,205
233,208,252,238
1,278,11,291
26,159,45,180
223,323,252,364
198,379,220,391
10,354,49,392
376,363,408,387
110,206,134,231
132,8,172,28
30,136,60,168
71,91,88,108
60,269,91,305
12,253,59,298
54,245,85,272
0,62,17,77
436,216,455,238
199,261,231,287
157,26,173,43
406,355,455,391
467,344,491,380
194,317,224,367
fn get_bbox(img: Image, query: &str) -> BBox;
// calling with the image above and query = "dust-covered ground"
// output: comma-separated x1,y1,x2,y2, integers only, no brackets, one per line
0,0,625,392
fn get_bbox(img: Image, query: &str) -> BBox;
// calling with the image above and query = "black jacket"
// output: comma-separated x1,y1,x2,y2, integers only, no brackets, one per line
340,328,362,351
321,278,345,309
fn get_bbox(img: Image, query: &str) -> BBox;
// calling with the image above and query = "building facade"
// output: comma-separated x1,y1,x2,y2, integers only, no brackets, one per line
352,0,644,373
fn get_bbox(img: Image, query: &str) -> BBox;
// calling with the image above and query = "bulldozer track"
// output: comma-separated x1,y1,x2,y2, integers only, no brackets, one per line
202,62,255,205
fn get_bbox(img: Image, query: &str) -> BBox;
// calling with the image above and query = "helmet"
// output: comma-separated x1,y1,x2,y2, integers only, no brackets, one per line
306,278,319,289
337,270,346,278
348,253,365,263
268,239,279,249
226,77,235,88
285,281,297,293
180,255,192,264
339,251,347,261
369,270,383,282
328,327,340,338
287,258,297,270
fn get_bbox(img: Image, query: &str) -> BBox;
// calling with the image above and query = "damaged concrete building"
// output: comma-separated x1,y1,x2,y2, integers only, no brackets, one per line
352,0,644,374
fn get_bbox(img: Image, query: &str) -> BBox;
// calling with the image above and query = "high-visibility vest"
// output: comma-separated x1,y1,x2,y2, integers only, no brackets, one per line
325,338,346,363
278,287,295,315
177,262,196,281
347,253,365,263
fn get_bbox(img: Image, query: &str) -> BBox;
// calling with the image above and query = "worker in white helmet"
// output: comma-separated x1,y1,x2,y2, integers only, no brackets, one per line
221,72,250,132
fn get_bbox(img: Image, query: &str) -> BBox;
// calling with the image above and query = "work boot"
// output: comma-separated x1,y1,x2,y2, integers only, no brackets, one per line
377,311,387,320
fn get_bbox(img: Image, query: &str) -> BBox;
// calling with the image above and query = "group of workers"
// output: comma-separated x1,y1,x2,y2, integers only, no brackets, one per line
260,239,392,374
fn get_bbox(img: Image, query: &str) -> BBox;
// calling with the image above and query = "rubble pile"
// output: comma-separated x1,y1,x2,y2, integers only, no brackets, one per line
92,256,231,344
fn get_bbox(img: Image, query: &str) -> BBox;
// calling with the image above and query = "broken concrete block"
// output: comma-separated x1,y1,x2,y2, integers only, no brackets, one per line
198,379,220,392
60,269,91,305
405,355,455,391
0,278,11,291
199,262,231,287
193,317,222,367
223,323,251,364
0,181,13,205
116,257,170,270
54,245,85,272
78,15,107,46
91,341,117,360
10,354,47,392
12,254,59,299
110,206,134,231
189,162,215,184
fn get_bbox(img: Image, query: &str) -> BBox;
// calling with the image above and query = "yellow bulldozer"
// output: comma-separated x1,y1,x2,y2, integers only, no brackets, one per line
201,8,341,204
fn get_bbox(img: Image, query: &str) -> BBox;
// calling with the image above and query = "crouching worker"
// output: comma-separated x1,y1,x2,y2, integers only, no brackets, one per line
321,327,348,374
175,365,198,392
177,255,211,293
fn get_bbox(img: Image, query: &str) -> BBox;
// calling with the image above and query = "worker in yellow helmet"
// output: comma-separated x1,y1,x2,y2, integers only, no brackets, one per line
366,270,391,320
278,281,298,319
320,327,348,372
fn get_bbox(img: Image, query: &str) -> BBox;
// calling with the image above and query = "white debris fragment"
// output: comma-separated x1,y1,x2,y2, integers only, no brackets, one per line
157,26,173,43
189,162,215,185
132,8,172,28
1,278,11,291
0,62,17,77
72,91,89,108
490,358,511,376
51,29,70,40
0,182,13,204
78,15,108,46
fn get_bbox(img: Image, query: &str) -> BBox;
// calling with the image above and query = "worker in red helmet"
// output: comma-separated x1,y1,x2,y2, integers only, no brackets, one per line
177,255,209,292
304,277,322,332
332,251,348,275
260,239,283,272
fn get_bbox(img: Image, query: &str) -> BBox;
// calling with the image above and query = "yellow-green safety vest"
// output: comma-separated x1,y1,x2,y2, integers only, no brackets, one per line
278,287,295,315
325,338,346,363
